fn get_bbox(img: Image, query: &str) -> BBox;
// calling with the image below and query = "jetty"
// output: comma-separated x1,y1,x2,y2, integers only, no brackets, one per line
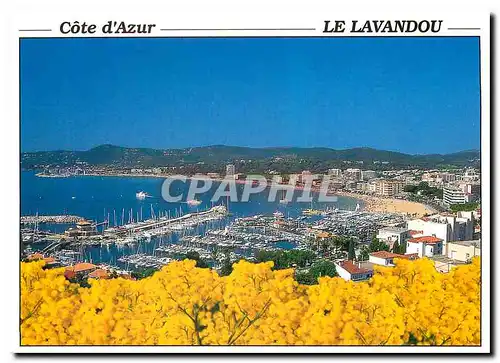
21,215,86,225
104,205,228,239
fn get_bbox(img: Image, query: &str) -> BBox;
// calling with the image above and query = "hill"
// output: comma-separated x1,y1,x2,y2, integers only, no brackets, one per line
21,144,480,171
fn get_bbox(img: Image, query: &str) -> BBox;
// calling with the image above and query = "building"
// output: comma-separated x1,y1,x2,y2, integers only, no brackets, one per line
335,260,374,282
406,236,444,258
64,262,97,279
443,186,470,206
437,172,456,184
300,170,314,184
345,168,362,181
462,169,480,182
328,168,342,177
64,220,98,237
374,180,405,197
361,170,377,181
225,164,236,177
443,182,481,207
88,268,110,280
376,227,410,250
461,182,481,201
446,239,481,262
406,212,474,243
369,251,418,266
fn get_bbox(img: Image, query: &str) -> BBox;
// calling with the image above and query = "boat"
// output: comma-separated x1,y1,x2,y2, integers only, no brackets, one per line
273,211,284,218
187,199,202,206
279,198,289,204
302,209,323,216
136,191,147,200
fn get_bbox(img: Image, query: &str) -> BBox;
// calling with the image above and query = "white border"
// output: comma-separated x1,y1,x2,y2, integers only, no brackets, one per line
2,0,491,355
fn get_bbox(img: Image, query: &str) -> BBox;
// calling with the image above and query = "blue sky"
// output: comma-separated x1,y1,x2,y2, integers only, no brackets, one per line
20,37,480,154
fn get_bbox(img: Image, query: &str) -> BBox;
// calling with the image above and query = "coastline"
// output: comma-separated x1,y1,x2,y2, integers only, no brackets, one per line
335,191,435,218
32,171,433,217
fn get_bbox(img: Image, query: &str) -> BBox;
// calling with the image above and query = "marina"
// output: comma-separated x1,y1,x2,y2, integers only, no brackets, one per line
20,170,368,272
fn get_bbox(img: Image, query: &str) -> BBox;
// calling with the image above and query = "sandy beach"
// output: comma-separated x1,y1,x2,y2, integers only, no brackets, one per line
336,191,435,218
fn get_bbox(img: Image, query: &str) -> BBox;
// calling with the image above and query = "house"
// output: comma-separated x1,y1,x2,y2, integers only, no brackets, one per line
335,260,374,282
376,227,410,250
446,239,481,262
88,268,110,280
368,251,418,266
406,236,444,258
64,262,97,279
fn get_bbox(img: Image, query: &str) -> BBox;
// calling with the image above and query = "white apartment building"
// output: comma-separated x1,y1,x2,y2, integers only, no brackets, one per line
328,168,342,177
443,183,480,206
376,227,410,250
443,186,470,206
361,170,377,181
374,179,405,197
225,164,236,177
345,168,362,181
406,212,474,243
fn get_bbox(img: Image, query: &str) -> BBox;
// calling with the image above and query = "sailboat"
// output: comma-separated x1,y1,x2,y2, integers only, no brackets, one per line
186,199,202,207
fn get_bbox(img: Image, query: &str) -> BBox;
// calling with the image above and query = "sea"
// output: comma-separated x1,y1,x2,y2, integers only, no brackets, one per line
21,171,361,268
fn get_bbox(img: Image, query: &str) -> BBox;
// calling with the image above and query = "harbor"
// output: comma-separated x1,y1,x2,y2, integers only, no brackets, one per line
20,170,368,273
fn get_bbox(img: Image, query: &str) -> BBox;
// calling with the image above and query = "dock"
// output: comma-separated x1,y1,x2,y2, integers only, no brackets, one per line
21,215,86,225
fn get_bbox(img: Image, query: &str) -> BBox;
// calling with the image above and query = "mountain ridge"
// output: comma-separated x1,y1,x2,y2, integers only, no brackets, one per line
21,144,480,170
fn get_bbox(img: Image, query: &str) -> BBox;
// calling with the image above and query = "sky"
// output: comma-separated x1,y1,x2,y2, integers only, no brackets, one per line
20,37,480,154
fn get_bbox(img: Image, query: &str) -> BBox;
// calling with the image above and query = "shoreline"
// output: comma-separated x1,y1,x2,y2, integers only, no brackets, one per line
32,172,432,216
335,191,435,218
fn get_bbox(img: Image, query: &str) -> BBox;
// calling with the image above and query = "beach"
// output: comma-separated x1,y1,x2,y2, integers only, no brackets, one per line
336,191,435,217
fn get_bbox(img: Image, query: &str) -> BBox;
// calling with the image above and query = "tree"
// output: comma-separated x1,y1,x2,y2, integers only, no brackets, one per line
294,260,337,285
219,258,233,277
358,246,370,261
309,260,337,279
131,267,157,280
369,236,389,253
348,239,356,260
183,251,209,269
392,239,406,255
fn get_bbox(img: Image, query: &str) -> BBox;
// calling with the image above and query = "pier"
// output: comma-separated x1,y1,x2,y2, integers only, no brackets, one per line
103,205,228,239
21,215,86,225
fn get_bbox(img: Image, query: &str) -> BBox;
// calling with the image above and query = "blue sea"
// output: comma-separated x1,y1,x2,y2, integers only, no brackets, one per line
21,171,360,267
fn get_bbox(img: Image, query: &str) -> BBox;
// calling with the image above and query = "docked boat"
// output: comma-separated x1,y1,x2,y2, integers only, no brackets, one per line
187,199,202,206
302,209,323,216
273,211,284,218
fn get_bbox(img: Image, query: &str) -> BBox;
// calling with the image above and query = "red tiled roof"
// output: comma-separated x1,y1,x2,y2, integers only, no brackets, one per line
66,262,96,273
370,251,420,260
370,251,400,259
408,230,423,236
408,236,442,244
88,269,109,279
27,253,44,261
337,260,372,274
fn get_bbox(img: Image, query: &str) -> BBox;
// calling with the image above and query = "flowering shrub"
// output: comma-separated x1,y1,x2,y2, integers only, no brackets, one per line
20,257,480,346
